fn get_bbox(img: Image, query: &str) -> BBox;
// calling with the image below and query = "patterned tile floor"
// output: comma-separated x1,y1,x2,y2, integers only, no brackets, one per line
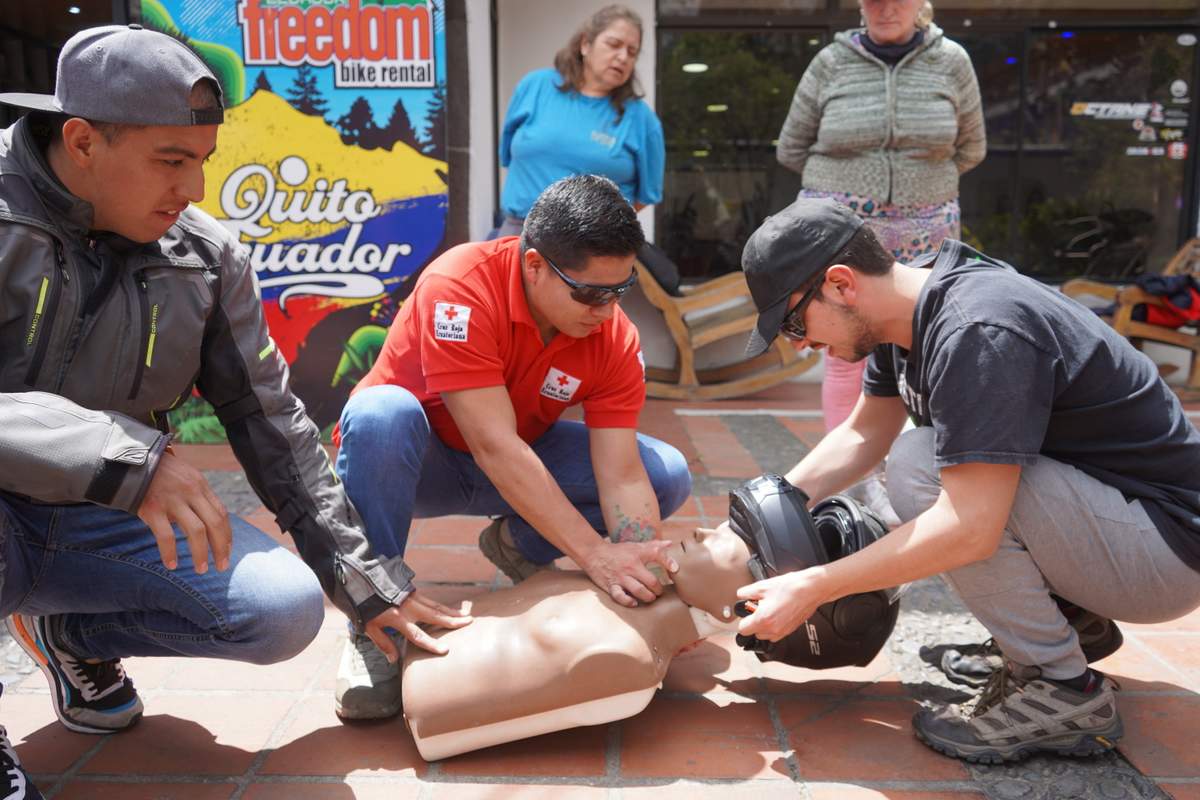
5,383,1200,799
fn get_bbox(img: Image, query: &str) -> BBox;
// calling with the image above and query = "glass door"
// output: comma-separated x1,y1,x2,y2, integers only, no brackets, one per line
655,28,827,279
1013,27,1195,279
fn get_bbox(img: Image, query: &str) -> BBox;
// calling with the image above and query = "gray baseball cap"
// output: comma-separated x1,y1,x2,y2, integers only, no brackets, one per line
743,198,863,357
0,24,224,126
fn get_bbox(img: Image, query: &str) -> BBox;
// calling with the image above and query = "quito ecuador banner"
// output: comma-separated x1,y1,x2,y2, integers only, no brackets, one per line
141,0,447,441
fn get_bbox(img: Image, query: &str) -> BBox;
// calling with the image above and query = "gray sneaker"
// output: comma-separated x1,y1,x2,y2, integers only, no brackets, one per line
478,518,553,584
914,663,1123,764
334,632,401,720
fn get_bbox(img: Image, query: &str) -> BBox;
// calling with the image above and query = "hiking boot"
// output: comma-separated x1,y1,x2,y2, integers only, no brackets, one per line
940,603,1123,687
914,663,1123,764
478,517,553,584
334,631,401,720
0,726,42,800
6,614,142,735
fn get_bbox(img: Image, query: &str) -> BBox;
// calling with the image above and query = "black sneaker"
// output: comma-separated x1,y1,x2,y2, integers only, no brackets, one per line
0,724,43,800
5,614,142,735
939,603,1123,687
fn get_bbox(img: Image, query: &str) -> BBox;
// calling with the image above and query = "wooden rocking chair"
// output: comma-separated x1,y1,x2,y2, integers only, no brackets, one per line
635,244,819,401
1062,237,1200,401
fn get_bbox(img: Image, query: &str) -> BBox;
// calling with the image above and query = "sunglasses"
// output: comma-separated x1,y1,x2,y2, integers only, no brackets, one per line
778,275,825,342
540,251,638,307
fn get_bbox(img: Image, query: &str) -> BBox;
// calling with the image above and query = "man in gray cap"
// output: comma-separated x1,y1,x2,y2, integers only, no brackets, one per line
0,23,467,758
733,197,1200,764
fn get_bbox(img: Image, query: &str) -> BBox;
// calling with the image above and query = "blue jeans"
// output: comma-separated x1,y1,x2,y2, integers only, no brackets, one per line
336,385,693,564
0,493,324,664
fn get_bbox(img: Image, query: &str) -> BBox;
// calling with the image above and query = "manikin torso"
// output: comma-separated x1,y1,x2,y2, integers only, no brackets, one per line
402,527,752,760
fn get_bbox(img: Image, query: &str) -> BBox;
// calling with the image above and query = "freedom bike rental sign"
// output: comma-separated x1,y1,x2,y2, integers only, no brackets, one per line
141,0,448,440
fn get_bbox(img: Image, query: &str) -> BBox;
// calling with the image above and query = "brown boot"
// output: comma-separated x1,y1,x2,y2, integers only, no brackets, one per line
914,663,1122,764
477,518,554,583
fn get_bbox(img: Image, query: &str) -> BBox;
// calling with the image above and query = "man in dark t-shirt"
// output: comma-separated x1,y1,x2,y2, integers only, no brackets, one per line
735,198,1200,764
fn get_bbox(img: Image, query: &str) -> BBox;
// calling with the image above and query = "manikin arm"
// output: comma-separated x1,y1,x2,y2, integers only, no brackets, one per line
443,386,673,605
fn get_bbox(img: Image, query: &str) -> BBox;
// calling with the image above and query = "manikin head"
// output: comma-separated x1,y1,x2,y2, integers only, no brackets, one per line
666,526,755,625
520,175,643,340
665,475,901,670
0,25,224,244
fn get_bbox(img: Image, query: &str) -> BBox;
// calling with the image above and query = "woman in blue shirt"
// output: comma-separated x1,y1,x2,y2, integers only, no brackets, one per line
495,4,665,237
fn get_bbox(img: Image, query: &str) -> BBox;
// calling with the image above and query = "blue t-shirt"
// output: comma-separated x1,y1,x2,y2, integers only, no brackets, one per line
864,240,1200,572
499,68,665,219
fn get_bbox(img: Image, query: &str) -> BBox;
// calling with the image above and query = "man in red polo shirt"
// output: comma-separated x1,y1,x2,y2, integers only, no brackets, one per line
332,175,692,719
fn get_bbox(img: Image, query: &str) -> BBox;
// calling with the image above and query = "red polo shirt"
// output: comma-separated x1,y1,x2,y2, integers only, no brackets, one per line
352,237,646,452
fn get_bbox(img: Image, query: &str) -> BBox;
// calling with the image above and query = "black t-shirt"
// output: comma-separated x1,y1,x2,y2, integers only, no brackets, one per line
864,240,1200,571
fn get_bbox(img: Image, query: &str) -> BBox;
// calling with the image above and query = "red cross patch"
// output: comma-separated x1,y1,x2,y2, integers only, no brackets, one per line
434,302,471,342
540,367,581,402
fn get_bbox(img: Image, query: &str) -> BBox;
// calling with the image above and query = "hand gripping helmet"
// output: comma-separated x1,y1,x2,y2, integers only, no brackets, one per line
727,474,901,669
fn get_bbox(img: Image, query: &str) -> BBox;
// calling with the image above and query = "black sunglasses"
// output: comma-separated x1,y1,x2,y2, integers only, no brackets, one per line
779,275,825,342
540,251,638,307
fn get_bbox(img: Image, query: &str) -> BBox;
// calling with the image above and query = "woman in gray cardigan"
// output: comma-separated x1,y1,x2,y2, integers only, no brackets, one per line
776,0,985,431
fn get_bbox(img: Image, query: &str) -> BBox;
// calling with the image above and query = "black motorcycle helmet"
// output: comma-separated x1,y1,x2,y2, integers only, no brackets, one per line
727,474,900,669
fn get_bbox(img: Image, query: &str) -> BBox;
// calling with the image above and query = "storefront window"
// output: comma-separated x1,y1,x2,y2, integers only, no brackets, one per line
955,31,1023,265
839,0,1196,8
661,0,824,15
0,5,118,127
656,29,825,279
1014,28,1195,279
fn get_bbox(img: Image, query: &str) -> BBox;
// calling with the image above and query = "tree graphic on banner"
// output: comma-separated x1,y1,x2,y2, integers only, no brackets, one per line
421,82,446,160
383,98,421,151
335,97,380,147
285,64,329,118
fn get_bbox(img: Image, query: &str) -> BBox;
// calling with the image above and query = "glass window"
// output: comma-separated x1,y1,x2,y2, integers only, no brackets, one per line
1017,28,1195,279
0,4,118,128
662,0,825,15
656,29,826,279
840,0,1195,8
956,31,1023,266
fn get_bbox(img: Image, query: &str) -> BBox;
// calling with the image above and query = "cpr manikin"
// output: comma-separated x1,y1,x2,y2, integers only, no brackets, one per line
402,475,899,760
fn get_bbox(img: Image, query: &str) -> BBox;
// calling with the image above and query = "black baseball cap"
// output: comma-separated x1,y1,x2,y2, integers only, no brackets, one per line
743,198,863,357
0,25,224,126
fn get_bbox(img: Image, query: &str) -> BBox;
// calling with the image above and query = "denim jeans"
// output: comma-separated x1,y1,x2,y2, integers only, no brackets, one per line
0,492,325,664
336,384,693,564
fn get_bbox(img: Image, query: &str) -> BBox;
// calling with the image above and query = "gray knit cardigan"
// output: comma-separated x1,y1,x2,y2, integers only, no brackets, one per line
776,23,986,208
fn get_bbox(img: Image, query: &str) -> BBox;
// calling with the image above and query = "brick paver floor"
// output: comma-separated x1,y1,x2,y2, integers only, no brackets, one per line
5,383,1199,799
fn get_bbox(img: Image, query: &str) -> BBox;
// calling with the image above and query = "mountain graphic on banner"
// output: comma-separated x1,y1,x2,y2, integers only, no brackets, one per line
199,89,446,245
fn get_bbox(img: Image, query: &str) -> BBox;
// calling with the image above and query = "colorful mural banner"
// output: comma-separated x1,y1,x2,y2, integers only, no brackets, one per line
141,0,448,440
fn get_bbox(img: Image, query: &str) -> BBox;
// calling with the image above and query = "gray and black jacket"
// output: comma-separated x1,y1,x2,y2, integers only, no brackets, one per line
0,117,413,629
776,23,986,208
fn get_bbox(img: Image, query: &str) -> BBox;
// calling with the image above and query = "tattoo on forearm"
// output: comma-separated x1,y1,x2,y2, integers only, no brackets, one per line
612,506,656,543
612,505,668,582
